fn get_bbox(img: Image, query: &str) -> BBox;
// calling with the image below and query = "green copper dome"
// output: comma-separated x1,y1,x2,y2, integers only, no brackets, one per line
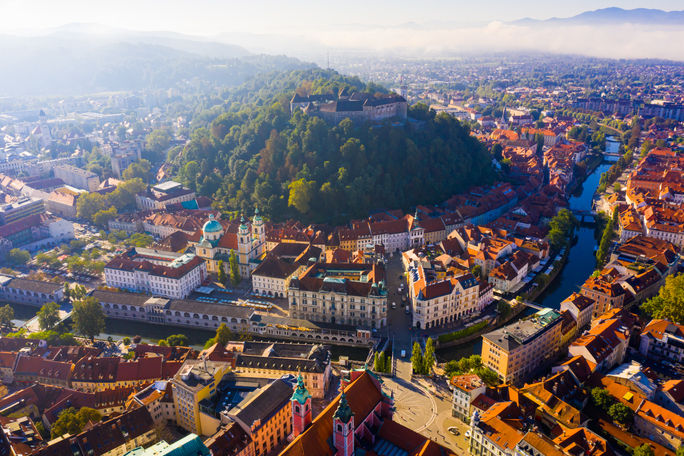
203,214,222,233
333,392,353,423
291,373,311,405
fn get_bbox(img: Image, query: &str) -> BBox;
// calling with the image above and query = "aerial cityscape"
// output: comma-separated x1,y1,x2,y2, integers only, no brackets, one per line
0,1,682,456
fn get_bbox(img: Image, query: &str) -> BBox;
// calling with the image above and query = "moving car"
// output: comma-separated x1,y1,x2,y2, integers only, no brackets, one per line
448,427,460,436
401,350,406,358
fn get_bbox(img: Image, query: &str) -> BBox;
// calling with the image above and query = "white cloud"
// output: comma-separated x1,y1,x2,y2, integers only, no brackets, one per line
304,22,684,60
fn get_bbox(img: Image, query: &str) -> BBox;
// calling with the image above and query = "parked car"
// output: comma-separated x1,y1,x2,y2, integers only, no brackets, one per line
401,350,406,358
465,430,471,439
448,427,460,436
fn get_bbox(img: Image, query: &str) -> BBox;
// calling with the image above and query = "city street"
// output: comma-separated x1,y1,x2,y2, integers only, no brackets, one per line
383,254,415,380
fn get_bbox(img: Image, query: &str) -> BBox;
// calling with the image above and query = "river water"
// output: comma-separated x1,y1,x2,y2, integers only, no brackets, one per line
5,160,613,362
437,160,613,361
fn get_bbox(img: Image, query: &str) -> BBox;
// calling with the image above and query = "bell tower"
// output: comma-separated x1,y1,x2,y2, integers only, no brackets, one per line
290,373,312,438
253,207,265,251
332,392,354,456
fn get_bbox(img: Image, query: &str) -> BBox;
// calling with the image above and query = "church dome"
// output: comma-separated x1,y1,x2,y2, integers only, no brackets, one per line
203,214,222,234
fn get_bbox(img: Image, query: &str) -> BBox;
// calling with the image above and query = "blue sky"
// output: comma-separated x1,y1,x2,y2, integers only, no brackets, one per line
0,0,682,35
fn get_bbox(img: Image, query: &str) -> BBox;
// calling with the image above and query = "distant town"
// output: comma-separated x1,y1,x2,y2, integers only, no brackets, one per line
0,42,681,456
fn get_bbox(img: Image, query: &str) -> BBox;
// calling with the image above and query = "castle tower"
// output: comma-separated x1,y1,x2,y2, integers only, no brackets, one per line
290,373,312,438
332,393,354,456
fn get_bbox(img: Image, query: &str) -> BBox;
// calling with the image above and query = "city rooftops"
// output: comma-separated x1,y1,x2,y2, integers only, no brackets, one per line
0,196,42,213
174,360,225,391
153,181,183,193
483,308,561,351
228,378,294,431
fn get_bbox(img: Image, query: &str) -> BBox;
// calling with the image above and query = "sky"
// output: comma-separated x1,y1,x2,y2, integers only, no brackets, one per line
0,0,682,36
0,1,683,60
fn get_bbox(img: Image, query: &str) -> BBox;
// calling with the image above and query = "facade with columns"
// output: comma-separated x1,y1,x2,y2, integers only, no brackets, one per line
192,211,266,279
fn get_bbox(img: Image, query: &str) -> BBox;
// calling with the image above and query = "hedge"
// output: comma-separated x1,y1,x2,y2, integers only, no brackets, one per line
437,321,489,344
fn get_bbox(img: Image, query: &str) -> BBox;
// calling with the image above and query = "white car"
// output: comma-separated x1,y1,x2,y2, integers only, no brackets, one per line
465,430,471,439
391,302,396,309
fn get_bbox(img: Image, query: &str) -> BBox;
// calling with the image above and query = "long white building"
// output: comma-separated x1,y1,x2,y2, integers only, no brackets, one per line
104,247,206,299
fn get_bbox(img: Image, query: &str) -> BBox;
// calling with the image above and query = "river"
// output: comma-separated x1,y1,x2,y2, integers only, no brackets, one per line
5,160,612,363
437,160,613,361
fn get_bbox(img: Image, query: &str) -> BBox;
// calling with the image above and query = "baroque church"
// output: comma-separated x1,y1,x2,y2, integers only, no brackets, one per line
191,210,266,279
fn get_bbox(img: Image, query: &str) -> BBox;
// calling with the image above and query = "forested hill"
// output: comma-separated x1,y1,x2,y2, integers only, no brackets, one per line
170,69,494,224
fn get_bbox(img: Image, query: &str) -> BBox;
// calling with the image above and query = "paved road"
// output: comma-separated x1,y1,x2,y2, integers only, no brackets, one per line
383,254,415,380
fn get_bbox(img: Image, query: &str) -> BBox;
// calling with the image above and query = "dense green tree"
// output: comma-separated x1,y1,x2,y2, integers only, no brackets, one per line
411,342,424,374
158,339,170,347
633,444,655,456
547,209,577,250
7,248,30,265
596,209,618,266
423,338,436,375
205,323,233,348
50,407,102,438
641,274,684,324
77,178,146,223
37,301,60,331
471,265,482,279
166,334,189,346
145,129,172,162
92,207,117,227
287,178,316,215
217,260,227,284
608,403,633,426
591,387,614,411
122,159,152,182
71,297,106,341
477,368,499,386
229,250,240,285
0,304,14,329
216,323,233,346
676,445,684,456
497,300,512,318
171,72,492,224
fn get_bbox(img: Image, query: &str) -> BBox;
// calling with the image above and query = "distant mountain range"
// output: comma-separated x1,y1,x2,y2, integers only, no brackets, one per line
0,26,312,97
41,23,251,59
513,7,684,26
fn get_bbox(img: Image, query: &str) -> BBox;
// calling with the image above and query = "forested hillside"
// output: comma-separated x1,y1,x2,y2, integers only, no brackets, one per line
171,69,494,224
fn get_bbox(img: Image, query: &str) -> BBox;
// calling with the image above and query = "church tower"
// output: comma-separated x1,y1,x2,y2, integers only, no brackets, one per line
252,207,265,251
290,373,312,438
410,209,424,247
237,215,249,278
332,393,354,456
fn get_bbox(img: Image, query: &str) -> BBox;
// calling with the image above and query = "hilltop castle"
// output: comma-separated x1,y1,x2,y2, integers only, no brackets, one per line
290,92,407,124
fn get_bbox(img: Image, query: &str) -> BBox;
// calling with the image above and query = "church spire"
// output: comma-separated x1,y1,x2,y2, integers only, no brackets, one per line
333,392,353,423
